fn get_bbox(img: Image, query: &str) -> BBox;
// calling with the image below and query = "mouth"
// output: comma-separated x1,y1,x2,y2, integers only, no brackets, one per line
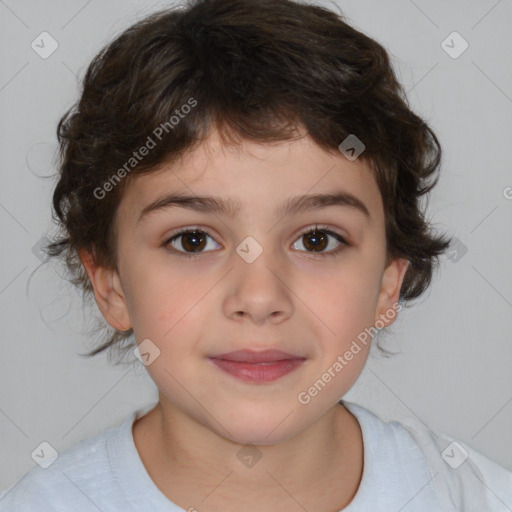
208,349,306,383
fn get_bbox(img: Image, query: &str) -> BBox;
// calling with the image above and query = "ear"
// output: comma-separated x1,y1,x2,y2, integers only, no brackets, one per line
373,257,410,327
79,249,132,331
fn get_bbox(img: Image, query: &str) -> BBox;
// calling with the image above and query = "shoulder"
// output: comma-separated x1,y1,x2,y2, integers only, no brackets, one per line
344,401,512,512
0,415,132,512
400,414,512,511
343,400,429,461
340,401,444,510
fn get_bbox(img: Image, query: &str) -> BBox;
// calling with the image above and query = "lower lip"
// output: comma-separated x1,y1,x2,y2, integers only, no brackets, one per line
209,358,305,383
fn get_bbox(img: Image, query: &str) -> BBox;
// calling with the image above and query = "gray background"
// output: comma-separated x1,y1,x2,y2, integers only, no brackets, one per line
1,0,511,492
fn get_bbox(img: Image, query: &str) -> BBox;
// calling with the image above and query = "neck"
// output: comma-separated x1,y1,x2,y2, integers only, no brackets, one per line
133,399,363,511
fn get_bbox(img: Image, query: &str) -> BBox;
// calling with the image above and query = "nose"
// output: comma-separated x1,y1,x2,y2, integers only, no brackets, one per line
223,247,294,326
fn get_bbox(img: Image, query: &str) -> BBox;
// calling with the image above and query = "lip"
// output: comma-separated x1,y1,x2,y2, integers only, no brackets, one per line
210,349,303,363
209,349,306,383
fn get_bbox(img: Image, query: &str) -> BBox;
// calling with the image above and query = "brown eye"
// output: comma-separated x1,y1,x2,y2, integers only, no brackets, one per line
179,231,207,252
164,225,349,259
292,226,348,256
166,228,220,255
302,229,329,252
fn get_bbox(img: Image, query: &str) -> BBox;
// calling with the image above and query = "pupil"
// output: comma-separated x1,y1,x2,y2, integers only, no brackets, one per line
305,230,327,251
183,232,205,251
180,230,329,253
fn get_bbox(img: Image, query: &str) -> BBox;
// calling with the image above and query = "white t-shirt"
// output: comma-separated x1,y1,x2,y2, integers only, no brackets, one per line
1,400,511,511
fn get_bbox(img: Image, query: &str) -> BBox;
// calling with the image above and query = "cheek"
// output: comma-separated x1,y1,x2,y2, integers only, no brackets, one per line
307,271,377,393
126,266,215,357
305,264,380,331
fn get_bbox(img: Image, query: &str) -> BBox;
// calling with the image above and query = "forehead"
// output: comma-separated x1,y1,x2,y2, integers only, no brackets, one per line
117,130,383,224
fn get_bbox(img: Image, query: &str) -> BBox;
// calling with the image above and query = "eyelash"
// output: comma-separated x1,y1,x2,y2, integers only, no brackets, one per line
163,224,350,259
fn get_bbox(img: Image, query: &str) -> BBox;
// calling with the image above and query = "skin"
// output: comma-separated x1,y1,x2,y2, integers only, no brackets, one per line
81,126,409,511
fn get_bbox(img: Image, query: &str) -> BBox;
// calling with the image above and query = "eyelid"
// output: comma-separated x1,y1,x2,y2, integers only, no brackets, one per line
290,224,348,244
163,224,350,257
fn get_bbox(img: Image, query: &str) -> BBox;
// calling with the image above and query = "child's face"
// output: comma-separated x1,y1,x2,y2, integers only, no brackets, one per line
84,127,408,445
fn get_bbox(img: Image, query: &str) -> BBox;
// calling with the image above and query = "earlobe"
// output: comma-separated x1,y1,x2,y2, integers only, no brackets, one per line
79,249,132,332
374,258,410,327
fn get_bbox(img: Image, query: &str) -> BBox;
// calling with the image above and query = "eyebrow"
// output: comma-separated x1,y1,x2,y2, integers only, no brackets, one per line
138,191,371,223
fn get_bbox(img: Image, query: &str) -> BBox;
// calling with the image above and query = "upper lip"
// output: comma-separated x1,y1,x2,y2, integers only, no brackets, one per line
210,349,305,363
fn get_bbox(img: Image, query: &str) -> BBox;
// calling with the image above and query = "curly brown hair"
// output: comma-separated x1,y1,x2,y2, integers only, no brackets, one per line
43,0,452,364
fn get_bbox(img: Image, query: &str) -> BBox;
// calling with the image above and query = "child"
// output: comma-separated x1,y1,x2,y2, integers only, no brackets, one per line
1,0,511,510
